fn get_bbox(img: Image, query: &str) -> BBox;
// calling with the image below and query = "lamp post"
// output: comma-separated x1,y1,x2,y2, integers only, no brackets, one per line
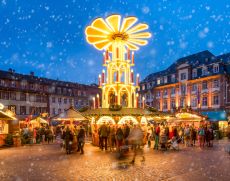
96,94,100,108
142,96,145,109
93,97,95,109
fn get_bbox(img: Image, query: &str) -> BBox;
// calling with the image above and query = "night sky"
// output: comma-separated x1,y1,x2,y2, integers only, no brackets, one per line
0,0,229,84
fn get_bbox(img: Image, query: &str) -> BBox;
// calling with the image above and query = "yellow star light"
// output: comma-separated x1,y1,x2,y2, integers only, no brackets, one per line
85,14,151,52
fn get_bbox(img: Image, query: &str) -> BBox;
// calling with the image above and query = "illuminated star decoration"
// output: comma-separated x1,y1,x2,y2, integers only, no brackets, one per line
85,14,151,52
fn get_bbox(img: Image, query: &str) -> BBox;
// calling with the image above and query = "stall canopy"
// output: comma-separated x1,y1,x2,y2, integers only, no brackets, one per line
201,111,227,122
30,117,48,124
0,109,17,120
51,106,87,125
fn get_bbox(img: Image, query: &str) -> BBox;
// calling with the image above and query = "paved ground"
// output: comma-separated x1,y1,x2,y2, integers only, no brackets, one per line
0,140,230,181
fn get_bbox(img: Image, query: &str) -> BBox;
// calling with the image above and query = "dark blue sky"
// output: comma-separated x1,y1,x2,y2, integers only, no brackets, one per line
0,0,229,84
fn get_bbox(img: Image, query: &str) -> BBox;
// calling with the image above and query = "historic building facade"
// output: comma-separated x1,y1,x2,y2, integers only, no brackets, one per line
139,50,230,112
0,69,100,117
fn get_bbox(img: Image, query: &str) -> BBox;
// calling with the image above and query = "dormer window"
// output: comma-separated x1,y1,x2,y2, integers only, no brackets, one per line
180,73,186,80
157,78,160,85
171,74,176,82
213,64,219,73
202,66,208,76
164,76,167,84
192,69,197,78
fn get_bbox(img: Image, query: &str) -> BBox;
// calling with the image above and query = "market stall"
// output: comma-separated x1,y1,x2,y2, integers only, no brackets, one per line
168,112,207,128
0,103,18,146
51,106,88,129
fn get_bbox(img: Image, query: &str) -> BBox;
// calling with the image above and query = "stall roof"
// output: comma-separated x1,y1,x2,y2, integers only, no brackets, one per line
201,111,227,121
31,117,48,124
0,110,17,120
51,106,87,121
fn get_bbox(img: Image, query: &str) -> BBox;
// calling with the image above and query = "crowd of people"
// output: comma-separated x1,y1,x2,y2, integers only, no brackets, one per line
20,125,54,145
149,123,215,150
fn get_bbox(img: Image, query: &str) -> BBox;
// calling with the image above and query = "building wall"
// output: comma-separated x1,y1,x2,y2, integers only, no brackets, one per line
0,70,101,117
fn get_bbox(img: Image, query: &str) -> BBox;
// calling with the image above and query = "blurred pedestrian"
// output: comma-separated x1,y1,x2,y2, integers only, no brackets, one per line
77,125,85,154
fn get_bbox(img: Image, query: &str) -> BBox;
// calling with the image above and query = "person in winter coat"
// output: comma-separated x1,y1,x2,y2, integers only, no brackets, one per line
116,126,124,151
154,124,160,150
99,123,109,150
77,125,85,154
63,126,73,154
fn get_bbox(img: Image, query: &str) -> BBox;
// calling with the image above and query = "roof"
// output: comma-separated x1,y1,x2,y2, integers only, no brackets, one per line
51,106,87,121
216,53,230,64
141,50,219,83
0,110,17,120
0,69,98,89
81,108,172,117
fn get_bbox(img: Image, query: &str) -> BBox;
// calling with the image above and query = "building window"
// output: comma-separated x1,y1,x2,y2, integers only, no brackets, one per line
78,90,81,96
0,80,5,86
202,97,208,106
58,109,62,114
202,66,208,76
156,101,160,110
156,91,161,97
213,64,219,73
171,87,176,95
52,108,56,115
10,92,16,100
191,97,197,107
171,99,175,109
20,93,26,101
11,81,16,87
181,84,186,94
21,81,27,89
57,87,62,94
69,99,72,104
29,107,35,115
64,98,67,104
164,76,167,84
52,97,56,103
192,69,197,78
2,92,9,100
147,83,151,89
163,89,167,96
20,106,26,115
163,100,168,110
30,84,34,90
58,98,62,104
36,95,41,102
213,95,219,105
202,81,208,90
213,80,219,88
157,78,160,85
180,73,186,80
171,74,176,83
192,84,197,91
180,98,185,107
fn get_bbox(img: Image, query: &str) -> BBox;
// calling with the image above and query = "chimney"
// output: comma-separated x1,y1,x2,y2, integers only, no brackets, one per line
30,71,34,76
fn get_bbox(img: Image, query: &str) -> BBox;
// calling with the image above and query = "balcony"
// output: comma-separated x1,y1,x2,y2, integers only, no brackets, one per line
191,90,197,95
211,87,220,92
170,93,175,98
163,94,168,98
201,89,208,94
212,104,220,108
201,105,208,109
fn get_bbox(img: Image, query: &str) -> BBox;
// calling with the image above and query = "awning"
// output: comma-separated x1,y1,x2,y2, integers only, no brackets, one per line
201,111,227,122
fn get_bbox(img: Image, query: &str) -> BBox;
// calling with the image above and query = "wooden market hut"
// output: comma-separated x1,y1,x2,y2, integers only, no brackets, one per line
51,106,88,127
0,108,18,146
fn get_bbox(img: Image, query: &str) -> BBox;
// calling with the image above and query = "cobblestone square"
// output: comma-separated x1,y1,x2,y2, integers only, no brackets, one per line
0,140,230,181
